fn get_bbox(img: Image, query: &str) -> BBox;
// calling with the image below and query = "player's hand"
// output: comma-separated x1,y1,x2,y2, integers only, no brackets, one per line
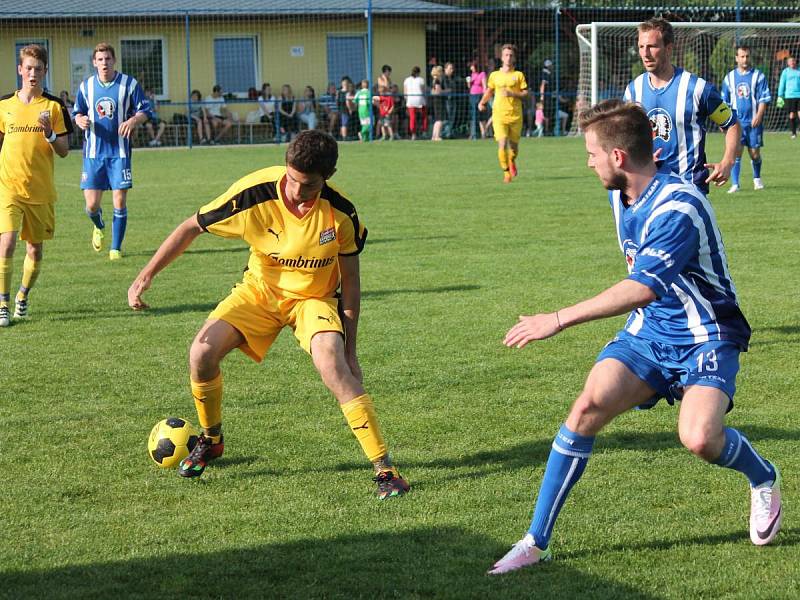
751,115,762,128
37,112,53,136
501,88,513,98
704,160,732,187
75,114,90,130
776,97,785,109
118,118,137,138
128,274,152,310
504,313,562,349
478,102,486,112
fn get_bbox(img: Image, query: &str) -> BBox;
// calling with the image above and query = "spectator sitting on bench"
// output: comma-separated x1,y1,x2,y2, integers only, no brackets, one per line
145,88,166,146
204,84,233,144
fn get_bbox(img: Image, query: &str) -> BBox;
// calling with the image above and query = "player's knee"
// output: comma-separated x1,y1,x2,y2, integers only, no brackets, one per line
567,392,607,435
679,427,718,461
189,339,221,378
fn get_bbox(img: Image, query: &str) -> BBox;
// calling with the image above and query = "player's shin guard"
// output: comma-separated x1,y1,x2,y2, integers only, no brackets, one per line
0,257,11,303
111,208,128,251
18,255,41,298
86,207,105,229
714,427,776,487
191,374,223,440
528,424,595,549
341,394,388,464
731,157,741,186
498,148,509,171
752,158,762,179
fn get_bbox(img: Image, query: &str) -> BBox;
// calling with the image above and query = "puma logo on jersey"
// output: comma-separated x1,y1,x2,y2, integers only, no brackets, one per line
352,421,369,431
317,315,332,323
267,228,281,241
230,199,240,212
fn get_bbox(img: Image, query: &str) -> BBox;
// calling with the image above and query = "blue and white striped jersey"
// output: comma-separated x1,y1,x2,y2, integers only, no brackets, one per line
73,72,152,159
721,68,770,125
609,169,751,350
624,67,736,194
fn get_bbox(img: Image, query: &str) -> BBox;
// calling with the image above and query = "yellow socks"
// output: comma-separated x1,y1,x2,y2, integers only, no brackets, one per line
497,148,509,171
191,373,223,441
340,394,387,463
17,255,41,300
0,257,11,303
508,148,517,165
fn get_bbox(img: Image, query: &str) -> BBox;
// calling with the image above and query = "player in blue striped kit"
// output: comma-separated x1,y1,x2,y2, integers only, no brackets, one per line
624,18,741,195
721,46,771,193
489,100,781,575
73,42,152,260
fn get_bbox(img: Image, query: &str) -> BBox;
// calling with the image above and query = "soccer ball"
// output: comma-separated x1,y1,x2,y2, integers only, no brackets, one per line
148,417,199,468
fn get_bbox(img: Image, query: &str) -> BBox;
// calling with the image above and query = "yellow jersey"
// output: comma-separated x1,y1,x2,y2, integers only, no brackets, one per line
0,91,72,204
487,69,528,124
197,166,367,300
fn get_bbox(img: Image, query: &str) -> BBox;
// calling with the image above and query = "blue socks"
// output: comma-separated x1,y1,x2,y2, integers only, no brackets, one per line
86,207,104,229
714,427,775,487
752,158,762,179
111,208,128,251
731,157,741,186
528,424,595,549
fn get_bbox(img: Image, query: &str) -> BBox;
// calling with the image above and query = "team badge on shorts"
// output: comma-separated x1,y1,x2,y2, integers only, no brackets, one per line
319,227,336,245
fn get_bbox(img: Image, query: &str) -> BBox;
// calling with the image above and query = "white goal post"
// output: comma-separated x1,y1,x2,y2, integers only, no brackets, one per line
573,21,800,132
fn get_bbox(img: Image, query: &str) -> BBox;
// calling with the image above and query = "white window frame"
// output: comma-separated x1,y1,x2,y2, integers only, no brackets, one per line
213,34,261,99
16,38,52,92
119,35,168,100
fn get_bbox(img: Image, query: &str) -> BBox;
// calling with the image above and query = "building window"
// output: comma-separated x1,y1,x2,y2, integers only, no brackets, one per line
120,38,166,97
16,39,52,92
327,35,366,87
214,37,258,97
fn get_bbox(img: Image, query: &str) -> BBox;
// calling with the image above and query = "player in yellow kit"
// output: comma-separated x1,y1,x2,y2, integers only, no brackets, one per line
128,130,409,499
0,44,71,327
479,44,529,183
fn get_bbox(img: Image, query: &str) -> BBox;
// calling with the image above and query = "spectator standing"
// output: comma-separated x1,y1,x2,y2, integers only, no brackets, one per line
353,79,372,142
377,86,394,141
403,66,427,140
539,59,553,134
378,65,393,91
533,101,546,137
390,83,403,139
442,62,455,138
468,61,488,139
430,65,445,141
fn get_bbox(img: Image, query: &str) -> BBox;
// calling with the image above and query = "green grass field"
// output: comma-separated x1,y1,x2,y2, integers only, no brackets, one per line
2,134,798,599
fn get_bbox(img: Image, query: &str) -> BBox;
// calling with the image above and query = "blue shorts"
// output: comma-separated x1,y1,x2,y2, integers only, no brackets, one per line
739,124,763,149
597,330,741,411
81,157,133,191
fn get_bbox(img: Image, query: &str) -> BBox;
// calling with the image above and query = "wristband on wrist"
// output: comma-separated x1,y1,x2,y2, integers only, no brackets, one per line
45,130,57,143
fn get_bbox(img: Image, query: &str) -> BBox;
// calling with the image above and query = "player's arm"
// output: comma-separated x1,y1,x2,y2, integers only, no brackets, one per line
504,279,656,348
478,84,494,111
38,112,69,157
339,254,363,382
704,96,740,186
120,83,153,137
128,215,205,310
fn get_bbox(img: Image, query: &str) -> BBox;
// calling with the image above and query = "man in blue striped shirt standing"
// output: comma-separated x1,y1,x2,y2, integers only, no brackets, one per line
624,18,741,195
721,46,771,193
73,43,152,260
488,100,781,575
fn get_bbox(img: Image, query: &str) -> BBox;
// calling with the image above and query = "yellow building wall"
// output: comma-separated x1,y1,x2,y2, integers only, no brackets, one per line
0,16,426,121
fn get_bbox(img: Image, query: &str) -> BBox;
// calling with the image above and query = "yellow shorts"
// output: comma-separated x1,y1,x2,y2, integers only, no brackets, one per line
208,272,343,362
0,196,55,242
493,119,523,144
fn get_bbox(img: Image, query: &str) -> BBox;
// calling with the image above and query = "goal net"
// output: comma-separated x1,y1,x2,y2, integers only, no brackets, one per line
572,21,800,134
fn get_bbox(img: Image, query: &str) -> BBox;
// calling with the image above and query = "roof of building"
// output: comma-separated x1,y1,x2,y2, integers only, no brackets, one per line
2,0,472,18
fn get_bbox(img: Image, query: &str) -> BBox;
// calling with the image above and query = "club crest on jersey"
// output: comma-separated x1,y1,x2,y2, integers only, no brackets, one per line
736,82,750,98
319,227,336,245
647,108,672,142
95,97,116,119
622,238,638,272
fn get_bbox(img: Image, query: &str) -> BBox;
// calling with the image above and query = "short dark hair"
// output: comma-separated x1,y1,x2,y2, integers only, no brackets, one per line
736,45,750,54
501,43,518,56
382,64,392,73
19,44,48,67
638,18,674,47
285,130,338,179
411,66,420,76
579,99,653,167
212,84,222,93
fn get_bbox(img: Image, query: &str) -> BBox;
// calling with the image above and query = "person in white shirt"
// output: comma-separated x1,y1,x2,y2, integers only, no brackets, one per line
204,84,233,144
403,66,426,140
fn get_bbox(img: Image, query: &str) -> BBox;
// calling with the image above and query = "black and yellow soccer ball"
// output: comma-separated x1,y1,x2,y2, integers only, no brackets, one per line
148,417,199,468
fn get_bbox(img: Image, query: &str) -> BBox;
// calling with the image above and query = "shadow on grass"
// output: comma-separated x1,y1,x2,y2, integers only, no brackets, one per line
367,234,458,245
123,246,248,258
45,303,216,321
1,526,661,600
363,284,480,299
